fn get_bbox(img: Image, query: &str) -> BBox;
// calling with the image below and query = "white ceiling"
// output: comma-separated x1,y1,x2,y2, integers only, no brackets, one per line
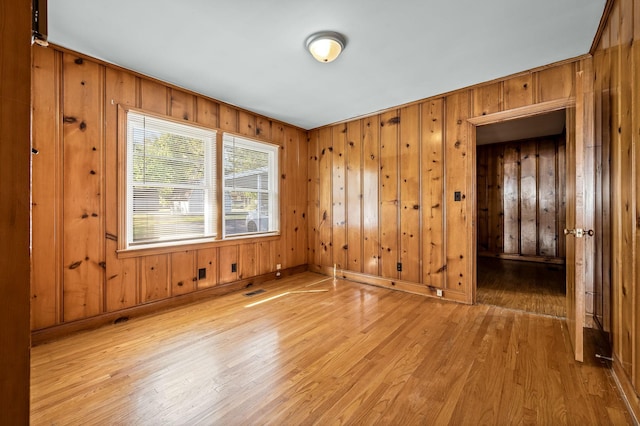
48,0,605,130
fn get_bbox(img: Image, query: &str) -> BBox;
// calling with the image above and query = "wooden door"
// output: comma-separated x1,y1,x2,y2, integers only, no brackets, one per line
565,73,588,362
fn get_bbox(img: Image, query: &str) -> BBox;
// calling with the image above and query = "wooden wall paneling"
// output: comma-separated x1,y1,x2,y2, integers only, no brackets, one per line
256,241,275,275
504,74,533,110
271,123,286,268
171,250,196,296
31,46,62,328
537,62,575,103
633,38,640,392
104,67,138,313
473,82,503,116
140,79,168,115
220,104,239,132
421,100,445,287
170,89,195,121
620,0,633,45
256,117,272,141
557,139,567,259
502,143,520,254
476,145,489,252
537,139,558,257
308,130,320,267
219,245,239,284
140,255,170,302
238,243,257,280
444,91,472,295
0,0,31,419
488,144,504,253
520,141,538,255
196,247,218,289
362,116,381,276
318,127,333,267
284,126,306,268
379,110,400,279
619,16,635,377
238,110,257,137
332,124,348,269
295,128,308,267
346,120,363,273
195,97,219,128
62,54,104,322
399,105,421,283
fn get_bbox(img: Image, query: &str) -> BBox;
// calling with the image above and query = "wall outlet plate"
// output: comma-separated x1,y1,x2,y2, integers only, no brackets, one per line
436,289,443,297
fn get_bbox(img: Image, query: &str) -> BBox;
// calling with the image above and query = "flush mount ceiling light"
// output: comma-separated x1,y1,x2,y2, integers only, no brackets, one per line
305,31,346,63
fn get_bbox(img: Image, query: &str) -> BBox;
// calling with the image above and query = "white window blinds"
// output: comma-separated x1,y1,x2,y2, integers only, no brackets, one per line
222,133,279,237
126,112,216,247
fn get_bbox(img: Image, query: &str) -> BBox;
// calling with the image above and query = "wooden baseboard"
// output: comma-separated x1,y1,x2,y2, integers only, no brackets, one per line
31,265,308,346
478,252,566,265
612,355,640,425
308,264,471,304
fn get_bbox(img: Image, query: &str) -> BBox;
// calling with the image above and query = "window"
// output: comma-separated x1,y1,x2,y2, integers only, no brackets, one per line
222,133,279,237
125,111,216,248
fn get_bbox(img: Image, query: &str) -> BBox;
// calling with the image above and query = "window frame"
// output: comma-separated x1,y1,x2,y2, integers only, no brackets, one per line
118,106,221,252
221,132,280,239
117,106,281,256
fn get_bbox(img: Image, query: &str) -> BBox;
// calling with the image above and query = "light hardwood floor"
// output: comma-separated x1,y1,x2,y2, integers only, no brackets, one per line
477,257,567,317
31,272,630,424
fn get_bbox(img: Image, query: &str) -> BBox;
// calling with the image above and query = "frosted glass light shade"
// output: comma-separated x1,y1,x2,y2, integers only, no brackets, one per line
305,32,346,63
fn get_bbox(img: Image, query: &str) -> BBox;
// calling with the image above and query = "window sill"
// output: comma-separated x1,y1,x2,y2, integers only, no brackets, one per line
116,233,281,259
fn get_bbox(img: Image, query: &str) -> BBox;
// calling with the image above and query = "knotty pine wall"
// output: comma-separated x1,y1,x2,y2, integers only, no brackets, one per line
31,44,308,332
308,59,584,304
477,135,566,261
592,0,640,416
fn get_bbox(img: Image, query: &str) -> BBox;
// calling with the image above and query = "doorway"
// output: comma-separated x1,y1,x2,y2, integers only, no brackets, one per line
474,110,567,317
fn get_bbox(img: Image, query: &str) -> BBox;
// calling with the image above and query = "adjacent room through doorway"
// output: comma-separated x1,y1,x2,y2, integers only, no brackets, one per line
475,110,567,317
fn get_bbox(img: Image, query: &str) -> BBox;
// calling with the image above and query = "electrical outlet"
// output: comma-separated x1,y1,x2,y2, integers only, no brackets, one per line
276,263,281,270
454,191,461,201
198,268,206,280
436,289,443,297
397,262,402,272
231,263,237,273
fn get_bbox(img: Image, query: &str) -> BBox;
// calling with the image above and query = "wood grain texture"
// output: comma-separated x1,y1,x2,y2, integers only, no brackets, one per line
140,255,170,302
362,116,381,276
332,124,348,269
477,257,565,317
379,110,400,279
477,137,565,261
62,53,104,322
171,250,196,296
421,100,445,287
444,91,472,296
196,247,218,289
346,120,363,272
31,46,62,328
30,273,631,425
399,105,421,282
104,67,137,313
31,45,308,332
1,0,31,420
